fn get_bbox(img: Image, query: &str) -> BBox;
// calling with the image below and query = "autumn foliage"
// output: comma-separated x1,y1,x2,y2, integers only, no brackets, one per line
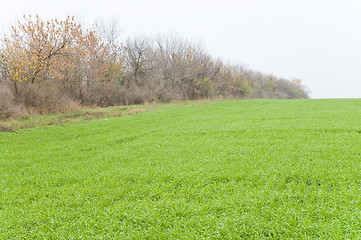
0,15,308,119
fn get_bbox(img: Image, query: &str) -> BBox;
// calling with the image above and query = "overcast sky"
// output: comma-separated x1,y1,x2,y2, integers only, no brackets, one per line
1,0,360,98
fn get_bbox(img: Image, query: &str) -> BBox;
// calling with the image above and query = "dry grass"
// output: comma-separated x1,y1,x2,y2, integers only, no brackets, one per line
0,99,216,132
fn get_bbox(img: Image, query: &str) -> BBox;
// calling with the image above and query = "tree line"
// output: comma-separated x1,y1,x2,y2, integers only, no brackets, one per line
0,15,309,120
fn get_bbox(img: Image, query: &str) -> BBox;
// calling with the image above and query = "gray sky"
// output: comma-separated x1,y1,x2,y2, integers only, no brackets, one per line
1,0,360,99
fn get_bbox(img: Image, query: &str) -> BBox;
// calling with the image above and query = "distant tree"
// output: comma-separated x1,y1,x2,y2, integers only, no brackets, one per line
0,15,309,118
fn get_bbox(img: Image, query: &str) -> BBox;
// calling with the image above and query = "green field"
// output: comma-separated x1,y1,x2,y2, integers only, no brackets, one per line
1,99,361,239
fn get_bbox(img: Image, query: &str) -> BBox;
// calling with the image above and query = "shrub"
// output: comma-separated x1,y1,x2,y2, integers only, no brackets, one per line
17,83,79,114
0,83,24,120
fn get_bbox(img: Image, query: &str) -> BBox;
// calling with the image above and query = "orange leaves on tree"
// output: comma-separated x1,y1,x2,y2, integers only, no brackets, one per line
1,15,123,85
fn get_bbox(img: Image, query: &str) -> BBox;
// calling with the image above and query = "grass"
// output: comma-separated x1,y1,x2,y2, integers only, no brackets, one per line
1,98,361,239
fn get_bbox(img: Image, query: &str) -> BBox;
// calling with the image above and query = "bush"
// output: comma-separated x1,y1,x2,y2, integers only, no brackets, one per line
0,83,23,120
81,81,123,107
17,83,79,114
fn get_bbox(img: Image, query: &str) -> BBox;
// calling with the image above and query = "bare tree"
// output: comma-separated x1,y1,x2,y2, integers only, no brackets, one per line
123,37,153,84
